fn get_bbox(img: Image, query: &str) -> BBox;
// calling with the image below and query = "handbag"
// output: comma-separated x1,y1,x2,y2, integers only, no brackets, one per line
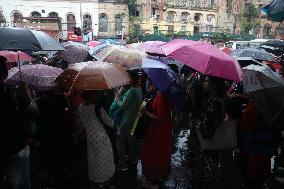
196,119,237,150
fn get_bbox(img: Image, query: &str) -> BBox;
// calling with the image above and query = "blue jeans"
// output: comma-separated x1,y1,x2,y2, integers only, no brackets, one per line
0,146,30,189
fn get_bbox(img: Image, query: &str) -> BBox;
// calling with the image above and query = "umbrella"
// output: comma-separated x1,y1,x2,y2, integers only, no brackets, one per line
56,42,90,64
261,40,284,59
236,57,263,68
86,40,101,48
262,0,284,22
167,42,243,82
0,27,65,51
146,39,201,56
242,64,284,125
138,41,166,55
92,45,147,70
0,51,33,63
220,47,233,54
142,57,186,110
231,48,277,62
5,64,63,91
55,61,132,90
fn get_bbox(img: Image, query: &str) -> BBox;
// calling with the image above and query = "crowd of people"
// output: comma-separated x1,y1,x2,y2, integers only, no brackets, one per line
0,46,284,189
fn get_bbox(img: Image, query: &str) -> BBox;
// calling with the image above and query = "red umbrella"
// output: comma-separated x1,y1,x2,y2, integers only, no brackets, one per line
220,47,233,54
86,40,101,48
0,51,33,63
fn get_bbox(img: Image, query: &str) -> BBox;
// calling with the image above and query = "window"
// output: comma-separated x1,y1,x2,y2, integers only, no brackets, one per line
152,8,157,17
99,14,108,32
207,15,213,22
194,26,200,35
154,26,159,34
167,11,175,22
208,0,215,6
31,11,41,17
180,12,189,22
49,12,58,18
168,25,174,33
13,12,23,22
181,26,187,32
67,14,76,31
115,15,123,32
83,14,92,30
227,0,233,12
194,14,200,22
263,24,271,38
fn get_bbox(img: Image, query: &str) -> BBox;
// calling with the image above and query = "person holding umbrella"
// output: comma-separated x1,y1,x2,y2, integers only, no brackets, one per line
0,56,38,189
140,80,172,189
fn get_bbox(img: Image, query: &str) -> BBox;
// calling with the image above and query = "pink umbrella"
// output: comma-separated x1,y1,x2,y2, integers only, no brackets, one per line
145,39,202,56
168,42,244,82
138,41,166,54
86,40,101,48
0,51,33,63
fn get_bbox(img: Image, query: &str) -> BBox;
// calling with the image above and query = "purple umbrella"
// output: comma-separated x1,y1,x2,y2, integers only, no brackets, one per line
5,64,63,91
142,58,186,110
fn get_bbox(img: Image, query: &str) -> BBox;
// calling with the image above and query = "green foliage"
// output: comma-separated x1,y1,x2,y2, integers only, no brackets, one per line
212,32,234,42
128,16,142,43
240,3,260,34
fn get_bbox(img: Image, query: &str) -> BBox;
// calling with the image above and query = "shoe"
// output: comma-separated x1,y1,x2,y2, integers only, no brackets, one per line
116,164,128,171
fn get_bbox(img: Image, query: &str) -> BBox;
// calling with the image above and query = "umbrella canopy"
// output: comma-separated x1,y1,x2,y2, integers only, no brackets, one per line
261,40,284,59
231,48,277,62
242,64,284,125
86,40,101,48
161,39,202,56
138,41,166,55
142,58,185,110
0,51,33,63
242,64,284,93
262,0,284,22
92,45,147,70
5,64,63,91
56,42,90,64
167,42,243,82
0,27,65,51
236,57,263,68
55,61,132,90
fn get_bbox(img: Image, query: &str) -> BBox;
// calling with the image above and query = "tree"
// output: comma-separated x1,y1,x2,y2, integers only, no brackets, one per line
240,4,260,34
128,16,142,43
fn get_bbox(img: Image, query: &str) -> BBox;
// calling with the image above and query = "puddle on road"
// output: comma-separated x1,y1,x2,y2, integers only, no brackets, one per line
137,129,191,189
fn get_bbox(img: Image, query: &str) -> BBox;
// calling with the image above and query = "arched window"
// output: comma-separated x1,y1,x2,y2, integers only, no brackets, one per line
206,14,214,22
83,14,92,30
67,14,76,31
167,11,175,22
99,14,108,32
115,15,123,32
263,24,272,38
194,13,201,22
49,12,58,18
180,12,189,22
13,11,23,22
31,11,41,17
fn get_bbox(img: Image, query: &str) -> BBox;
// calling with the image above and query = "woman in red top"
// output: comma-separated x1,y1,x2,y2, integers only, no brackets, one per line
140,83,172,189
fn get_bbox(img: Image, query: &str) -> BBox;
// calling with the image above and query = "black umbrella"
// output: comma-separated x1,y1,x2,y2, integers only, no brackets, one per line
231,48,277,62
261,40,284,60
0,27,65,51
236,57,263,68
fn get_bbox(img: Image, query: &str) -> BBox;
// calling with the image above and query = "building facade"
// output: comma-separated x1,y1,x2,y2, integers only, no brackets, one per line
97,0,129,40
217,0,284,39
138,0,219,35
0,0,129,41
